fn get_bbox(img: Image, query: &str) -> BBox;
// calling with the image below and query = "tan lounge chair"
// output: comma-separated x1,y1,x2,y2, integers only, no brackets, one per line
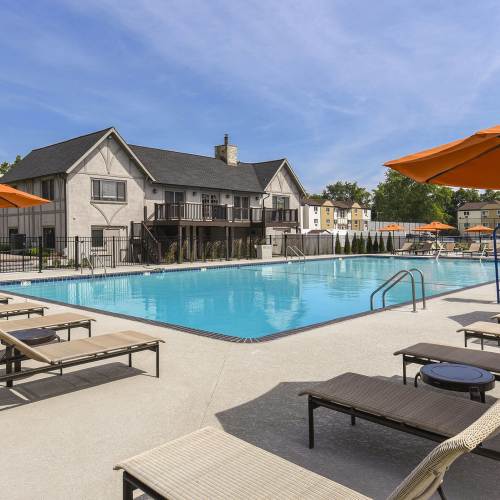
462,242,481,256
115,400,500,500
394,342,500,383
299,373,500,460
0,328,163,387
394,241,413,254
0,302,47,320
414,242,433,255
1,312,95,339
441,242,457,254
457,321,500,349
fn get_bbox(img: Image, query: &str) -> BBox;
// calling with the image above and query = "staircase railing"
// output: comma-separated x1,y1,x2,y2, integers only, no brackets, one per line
141,222,161,264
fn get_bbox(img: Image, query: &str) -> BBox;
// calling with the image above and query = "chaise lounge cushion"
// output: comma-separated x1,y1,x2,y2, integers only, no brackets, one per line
299,373,500,454
115,426,370,500
394,343,500,375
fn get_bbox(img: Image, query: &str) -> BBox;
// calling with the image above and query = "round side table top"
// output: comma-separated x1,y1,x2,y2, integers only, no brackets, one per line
420,363,495,393
10,328,58,346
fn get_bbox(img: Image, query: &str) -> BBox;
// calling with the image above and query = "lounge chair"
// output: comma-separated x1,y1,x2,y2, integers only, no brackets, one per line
414,242,433,255
115,400,500,500
0,302,47,320
1,312,95,339
299,373,500,460
0,328,163,387
394,342,500,383
440,242,457,254
457,321,500,349
462,242,481,257
394,241,413,254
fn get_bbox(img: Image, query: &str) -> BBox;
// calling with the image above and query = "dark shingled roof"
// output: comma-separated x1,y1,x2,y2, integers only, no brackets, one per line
458,201,500,211
3,128,288,193
130,145,284,192
2,128,112,183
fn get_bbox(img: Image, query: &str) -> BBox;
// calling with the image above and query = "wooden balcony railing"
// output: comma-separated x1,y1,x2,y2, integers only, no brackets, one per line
153,203,298,225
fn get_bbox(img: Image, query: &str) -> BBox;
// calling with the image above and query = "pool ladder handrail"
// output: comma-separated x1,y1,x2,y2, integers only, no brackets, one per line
80,253,107,276
370,268,426,313
286,245,305,262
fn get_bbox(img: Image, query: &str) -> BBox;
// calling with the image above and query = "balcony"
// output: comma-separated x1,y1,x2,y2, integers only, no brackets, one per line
152,203,298,226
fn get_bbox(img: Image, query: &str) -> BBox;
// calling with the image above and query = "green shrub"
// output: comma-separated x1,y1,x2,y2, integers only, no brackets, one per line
351,233,358,254
344,234,351,254
366,233,373,253
165,241,177,263
373,234,379,253
379,234,386,253
335,233,341,254
358,234,365,254
387,233,394,253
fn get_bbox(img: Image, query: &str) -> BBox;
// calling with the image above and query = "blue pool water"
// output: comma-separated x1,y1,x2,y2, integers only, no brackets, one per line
0,257,495,339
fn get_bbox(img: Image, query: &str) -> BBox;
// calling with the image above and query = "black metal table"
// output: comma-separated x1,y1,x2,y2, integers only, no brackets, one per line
415,363,495,402
2,328,59,388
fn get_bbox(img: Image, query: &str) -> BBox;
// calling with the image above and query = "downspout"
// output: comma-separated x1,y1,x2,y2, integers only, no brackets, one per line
261,192,270,240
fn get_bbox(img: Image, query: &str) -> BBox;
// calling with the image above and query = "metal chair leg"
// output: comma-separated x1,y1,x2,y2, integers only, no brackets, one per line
437,485,447,500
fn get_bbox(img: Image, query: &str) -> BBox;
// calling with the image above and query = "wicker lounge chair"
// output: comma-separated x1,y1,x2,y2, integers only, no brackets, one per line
0,328,163,387
0,302,47,319
394,342,500,383
457,321,500,349
1,312,95,339
394,242,413,254
299,373,500,461
115,400,500,500
462,242,481,257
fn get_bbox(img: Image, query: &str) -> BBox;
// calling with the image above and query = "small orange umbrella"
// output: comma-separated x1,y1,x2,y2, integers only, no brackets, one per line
384,125,500,189
465,224,494,245
377,223,404,232
0,184,50,208
414,221,455,247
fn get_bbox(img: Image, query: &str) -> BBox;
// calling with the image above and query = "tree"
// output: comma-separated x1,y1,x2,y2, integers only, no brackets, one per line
373,234,379,253
335,233,341,254
0,155,21,176
366,233,373,253
344,233,351,254
351,233,358,254
386,232,394,253
372,170,451,222
358,233,365,254
323,181,371,206
379,234,386,253
481,190,500,202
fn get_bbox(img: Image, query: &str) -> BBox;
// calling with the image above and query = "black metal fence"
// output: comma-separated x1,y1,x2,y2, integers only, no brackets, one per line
0,232,497,273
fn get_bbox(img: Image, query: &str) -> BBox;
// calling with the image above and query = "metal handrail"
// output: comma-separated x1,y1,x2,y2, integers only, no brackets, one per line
80,253,94,276
286,245,305,262
370,267,426,313
381,267,426,310
91,253,107,275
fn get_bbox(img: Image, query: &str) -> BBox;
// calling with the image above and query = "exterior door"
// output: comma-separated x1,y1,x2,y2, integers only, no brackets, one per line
202,193,219,219
234,195,249,220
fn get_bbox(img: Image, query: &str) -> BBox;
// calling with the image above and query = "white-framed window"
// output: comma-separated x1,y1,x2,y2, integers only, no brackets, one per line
497,210,500,216
202,193,219,205
314,207,318,212
463,211,469,217
313,219,319,225
91,179,126,202
482,210,488,217
272,195,289,210
326,219,331,224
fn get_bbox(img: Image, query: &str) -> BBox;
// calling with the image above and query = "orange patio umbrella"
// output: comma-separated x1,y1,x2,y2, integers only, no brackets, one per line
0,184,50,208
377,223,404,232
414,221,455,246
465,224,494,245
384,125,500,189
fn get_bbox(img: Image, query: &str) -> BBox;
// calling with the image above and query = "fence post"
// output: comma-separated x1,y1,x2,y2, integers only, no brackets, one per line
38,236,43,273
332,234,334,255
112,236,116,268
317,233,320,255
74,236,79,270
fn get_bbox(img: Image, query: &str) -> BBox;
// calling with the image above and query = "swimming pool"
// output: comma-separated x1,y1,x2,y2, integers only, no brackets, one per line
0,257,495,341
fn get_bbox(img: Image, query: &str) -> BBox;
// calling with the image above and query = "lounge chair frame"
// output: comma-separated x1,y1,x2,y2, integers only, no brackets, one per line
123,471,164,500
306,395,500,461
0,304,46,320
461,326,500,350
1,341,161,387
2,314,94,339
395,351,500,384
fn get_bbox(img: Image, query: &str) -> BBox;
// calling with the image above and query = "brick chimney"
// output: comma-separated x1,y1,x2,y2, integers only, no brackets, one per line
214,133,238,166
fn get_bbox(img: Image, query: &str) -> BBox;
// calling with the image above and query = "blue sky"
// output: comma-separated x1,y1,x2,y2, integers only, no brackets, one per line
2,0,500,192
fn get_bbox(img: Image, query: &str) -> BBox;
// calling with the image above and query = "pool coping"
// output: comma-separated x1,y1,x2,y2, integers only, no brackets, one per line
0,255,495,343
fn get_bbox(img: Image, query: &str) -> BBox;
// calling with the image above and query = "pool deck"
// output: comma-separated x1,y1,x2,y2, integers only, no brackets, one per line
1,259,499,498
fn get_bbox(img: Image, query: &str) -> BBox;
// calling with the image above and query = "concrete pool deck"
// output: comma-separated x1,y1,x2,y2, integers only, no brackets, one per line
0,266,499,498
